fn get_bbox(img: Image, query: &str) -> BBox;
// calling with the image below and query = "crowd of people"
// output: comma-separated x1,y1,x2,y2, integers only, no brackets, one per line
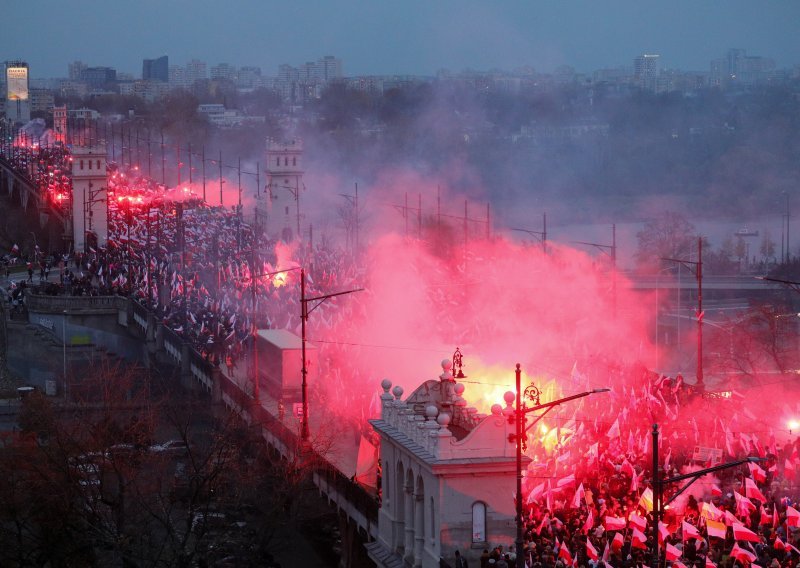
4,145,800,568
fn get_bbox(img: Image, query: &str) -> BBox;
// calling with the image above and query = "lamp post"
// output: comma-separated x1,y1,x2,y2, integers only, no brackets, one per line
299,269,363,442
572,224,617,318
650,423,765,568
662,236,704,390
511,212,548,255
511,365,609,568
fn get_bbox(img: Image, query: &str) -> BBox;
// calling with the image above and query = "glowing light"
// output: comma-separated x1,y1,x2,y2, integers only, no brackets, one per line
540,424,549,435
789,419,800,431
272,271,288,288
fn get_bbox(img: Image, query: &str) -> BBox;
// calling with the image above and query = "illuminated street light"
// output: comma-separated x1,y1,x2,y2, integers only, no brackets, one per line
510,364,609,568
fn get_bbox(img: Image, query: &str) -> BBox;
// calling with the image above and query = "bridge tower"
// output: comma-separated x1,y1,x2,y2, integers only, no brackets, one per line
259,138,304,242
71,145,108,253
53,105,67,145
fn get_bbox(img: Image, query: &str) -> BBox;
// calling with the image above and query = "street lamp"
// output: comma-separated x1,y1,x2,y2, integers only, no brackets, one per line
662,236,704,390
650,423,765,568
511,364,609,568
299,269,363,442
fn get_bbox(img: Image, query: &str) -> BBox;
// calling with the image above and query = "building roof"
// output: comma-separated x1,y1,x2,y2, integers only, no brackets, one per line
256,328,315,350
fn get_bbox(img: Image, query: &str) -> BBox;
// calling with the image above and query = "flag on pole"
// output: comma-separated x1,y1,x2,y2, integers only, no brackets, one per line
638,487,653,512
732,522,761,543
611,532,624,553
604,516,627,531
631,528,648,550
730,543,757,564
787,505,800,528
711,483,722,497
748,461,767,483
586,539,599,561
706,519,727,539
581,509,594,535
665,543,681,561
629,512,647,532
744,478,767,502
606,418,621,439
571,483,585,509
682,521,701,541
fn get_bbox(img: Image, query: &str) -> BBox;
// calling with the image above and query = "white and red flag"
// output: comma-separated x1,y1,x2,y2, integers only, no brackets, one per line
730,543,757,564
732,522,761,543
571,482,585,509
586,539,599,561
705,520,727,540
604,516,626,532
631,528,648,550
629,512,647,532
748,461,767,483
744,478,767,503
682,520,701,541
787,505,800,528
665,543,681,561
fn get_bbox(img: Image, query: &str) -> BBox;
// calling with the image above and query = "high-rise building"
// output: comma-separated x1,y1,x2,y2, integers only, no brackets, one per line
211,63,237,81
320,55,342,81
68,60,87,81
5,60,31,124
142,55,169,82
633,54,660,91
186,59,207,84
81,67,117,88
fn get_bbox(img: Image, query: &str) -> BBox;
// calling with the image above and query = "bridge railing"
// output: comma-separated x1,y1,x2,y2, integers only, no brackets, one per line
131,299,150,334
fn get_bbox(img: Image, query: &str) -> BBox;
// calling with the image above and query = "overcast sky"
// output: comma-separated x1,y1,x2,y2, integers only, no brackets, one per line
3,0,800,79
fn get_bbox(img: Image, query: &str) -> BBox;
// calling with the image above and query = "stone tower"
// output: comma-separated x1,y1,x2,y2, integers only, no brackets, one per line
261,138,304,242
70,145,108,252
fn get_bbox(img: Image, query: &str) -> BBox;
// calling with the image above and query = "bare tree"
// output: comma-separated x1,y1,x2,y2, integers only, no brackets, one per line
635,211,697,268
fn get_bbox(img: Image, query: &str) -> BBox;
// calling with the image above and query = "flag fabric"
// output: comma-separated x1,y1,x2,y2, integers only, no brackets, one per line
631,528,648,550
744,478,767,502
629,512,647,532
682,521,701,541
558,545,573,566
706,520,727,539
571,483,585,509
748,461,767,483
774,537,786,551
787,505,800,528
702,501,724,522
611,532,624,553
705,557,717,568
586,539,599,561
724,510,739,527
581,509,594,535
759,505,770,526
558,474,576,488
711,483,722,497
672,562,688,568
665,543,682,561
732,522,761,543
606,418,621,439
730,543,757,564
658,521,671,545
604,516,627,531
638,487,653,512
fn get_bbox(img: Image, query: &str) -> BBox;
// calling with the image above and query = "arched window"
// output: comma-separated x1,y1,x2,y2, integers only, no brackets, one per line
276,157,280,166
88,160,92,170
284,157,288,166
80,160,84,170
292,157,296,166
96,160,101,170
472,502,487,543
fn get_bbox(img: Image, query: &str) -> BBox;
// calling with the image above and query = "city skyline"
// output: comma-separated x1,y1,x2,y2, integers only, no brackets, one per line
2,1,800,79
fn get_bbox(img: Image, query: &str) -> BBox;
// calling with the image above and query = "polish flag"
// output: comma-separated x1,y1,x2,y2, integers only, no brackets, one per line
606,418,621,439
557,473,576,488
758,505,770,526
629,512,647,532
571,482,585,508
586,539,599,561
744,478,767,503
787,505,800,528
558,545,573,566
785,458,796,479
682,521,701,541
732,522,761,543
658,521,671,545
774,537,786,551
730,543,757,564
611,532,624,553
711,483,722,497
705,520,727,540
706,557,717,568
665,543,682,561
604,516,627,531
631,528,648,550
748,461,767,483
581,509,594,535
724,510,739,527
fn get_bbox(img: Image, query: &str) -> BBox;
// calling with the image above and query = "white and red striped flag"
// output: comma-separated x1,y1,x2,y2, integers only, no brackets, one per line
586,539,598,561
732,522,761,543
730,543,757,564
665,543,681,561
744,478,767,502
604,516,626,532
682,520,701,541
631,528,648,550
787,505,800,528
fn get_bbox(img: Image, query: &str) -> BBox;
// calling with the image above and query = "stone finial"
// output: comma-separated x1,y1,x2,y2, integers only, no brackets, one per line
454,382,465,397
392,385,404,401
425,405,439,421
491,404,502,416
440,359,453,382
502,391,515,417
381,378,392,393
437,412,451,428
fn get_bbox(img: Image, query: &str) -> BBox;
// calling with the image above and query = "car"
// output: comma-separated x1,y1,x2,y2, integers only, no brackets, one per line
149,439,191,454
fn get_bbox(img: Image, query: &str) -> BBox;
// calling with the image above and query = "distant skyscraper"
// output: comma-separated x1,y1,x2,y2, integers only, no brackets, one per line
5,60,31,124
211,63,237,81
142,55,169,82
320,55,342,81
81,67,117,88
186,59,207,84
634,54,660,91
68,60,87,81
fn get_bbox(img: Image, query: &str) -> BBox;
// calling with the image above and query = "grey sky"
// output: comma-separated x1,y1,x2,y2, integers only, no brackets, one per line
3,0,800,79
